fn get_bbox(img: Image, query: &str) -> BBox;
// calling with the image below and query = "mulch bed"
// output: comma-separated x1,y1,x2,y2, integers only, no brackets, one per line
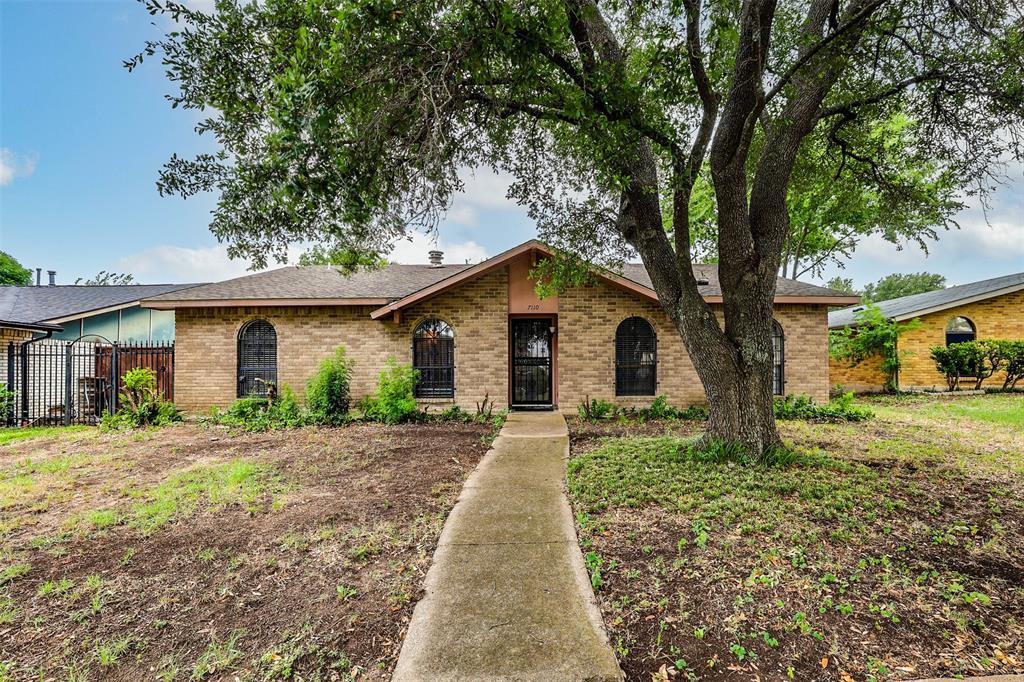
0,421,492,680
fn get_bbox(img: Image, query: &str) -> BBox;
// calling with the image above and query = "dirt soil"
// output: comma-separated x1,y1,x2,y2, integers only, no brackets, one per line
566,396,1024,682
0,421,493,681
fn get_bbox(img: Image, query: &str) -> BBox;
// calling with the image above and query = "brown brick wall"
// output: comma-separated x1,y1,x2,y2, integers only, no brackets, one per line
173,269,509,413
172,268,832,413
557,279,831,409
828,353,889,393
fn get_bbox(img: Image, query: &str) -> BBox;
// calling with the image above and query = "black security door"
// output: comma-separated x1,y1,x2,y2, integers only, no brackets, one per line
511,319,552,406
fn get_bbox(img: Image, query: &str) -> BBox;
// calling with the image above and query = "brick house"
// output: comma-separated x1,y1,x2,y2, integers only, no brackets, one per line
828,271,1024,391
141,241,858,413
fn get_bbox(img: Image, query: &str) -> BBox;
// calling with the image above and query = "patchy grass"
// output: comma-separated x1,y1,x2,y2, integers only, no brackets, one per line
568,392,1024,681
0,425,92,447
0,420,496,680
864,392,1024,429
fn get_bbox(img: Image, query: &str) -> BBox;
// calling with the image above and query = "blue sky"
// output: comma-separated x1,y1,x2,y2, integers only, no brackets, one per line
1,1,1021,288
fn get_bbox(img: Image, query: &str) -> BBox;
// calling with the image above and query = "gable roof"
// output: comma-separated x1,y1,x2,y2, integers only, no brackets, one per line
0,283,202,329
141,239,859,314
828,271,1024,328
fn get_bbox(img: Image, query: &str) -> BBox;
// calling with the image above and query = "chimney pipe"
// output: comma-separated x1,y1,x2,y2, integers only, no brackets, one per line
428,250,444,267
47,270,56,286
36,268,42,286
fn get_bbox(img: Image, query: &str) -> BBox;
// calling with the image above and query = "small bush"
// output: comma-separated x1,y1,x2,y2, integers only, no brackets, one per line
306,345,353,425
578,397,617,421
0,382,14,418
101,367,180,430
932,340,1024,391
1000,340,1024,390
210,384,307,431
361,358,421,424
773,392,872,422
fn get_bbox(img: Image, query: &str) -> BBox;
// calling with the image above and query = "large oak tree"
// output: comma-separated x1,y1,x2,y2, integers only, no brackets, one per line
132,0,1024,454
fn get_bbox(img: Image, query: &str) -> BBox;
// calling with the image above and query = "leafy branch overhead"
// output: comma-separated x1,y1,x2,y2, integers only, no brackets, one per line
129,0,1024,454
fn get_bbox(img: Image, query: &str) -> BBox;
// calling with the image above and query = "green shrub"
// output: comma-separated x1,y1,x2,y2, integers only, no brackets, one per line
101,367,180,430
932,339,1024,391
211,384,307,431
773,392,872,422
361,358,421,424
999,340,1024,390
306,345,353,425
578,397,616,421
0,382,13,418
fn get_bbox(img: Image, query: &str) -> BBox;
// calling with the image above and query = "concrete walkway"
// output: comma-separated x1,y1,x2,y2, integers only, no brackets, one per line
392,411,623,682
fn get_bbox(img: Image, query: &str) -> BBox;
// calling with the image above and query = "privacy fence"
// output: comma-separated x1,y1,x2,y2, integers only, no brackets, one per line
3,337,174,426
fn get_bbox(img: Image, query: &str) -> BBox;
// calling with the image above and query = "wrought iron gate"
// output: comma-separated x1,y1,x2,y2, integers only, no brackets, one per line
4,337,174,426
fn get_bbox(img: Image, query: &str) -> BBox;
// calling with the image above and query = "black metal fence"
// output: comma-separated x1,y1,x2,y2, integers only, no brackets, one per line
4,338,174,426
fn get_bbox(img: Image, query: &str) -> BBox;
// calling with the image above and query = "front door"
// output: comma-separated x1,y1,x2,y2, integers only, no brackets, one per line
511,319,553,406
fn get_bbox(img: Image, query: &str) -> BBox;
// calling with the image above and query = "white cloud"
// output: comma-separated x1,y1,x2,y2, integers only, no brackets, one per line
117,244,299,283
387,232,489,265
0,149,38,187
445,168,523,226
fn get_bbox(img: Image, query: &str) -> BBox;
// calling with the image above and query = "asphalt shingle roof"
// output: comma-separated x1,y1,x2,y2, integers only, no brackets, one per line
144,264,475,302
144,258,850,305
828,271,1024,328
0,283,202,327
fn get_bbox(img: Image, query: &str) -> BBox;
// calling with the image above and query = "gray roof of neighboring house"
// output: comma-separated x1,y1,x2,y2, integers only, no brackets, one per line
144,257,851,305
0,283,202,328
828,271,1024,328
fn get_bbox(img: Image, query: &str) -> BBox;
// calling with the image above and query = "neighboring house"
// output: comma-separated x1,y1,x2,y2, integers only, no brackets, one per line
1,283,202,424
828,271,1024,391
0,283,201,345
143,240,857,413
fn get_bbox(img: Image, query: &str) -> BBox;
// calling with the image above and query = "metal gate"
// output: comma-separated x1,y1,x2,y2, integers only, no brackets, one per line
4,337,174,426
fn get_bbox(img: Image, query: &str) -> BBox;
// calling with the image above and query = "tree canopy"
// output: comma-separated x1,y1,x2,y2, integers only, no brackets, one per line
0,251,32,286
131,0,1024,453
862,272,946,303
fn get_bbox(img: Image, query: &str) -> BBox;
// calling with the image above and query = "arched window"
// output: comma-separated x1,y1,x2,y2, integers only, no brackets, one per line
237,319,277,397
946,316,976,346
615,317,657,396
771,320,785,396
412,318,455,398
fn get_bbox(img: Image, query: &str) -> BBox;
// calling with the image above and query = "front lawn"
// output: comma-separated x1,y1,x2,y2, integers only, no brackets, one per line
568,393,1024,681
0,420,495,680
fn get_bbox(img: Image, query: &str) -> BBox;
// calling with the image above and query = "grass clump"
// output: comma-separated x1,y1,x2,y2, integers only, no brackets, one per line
130,460,283,535
0,562,30,585
192,629,245,679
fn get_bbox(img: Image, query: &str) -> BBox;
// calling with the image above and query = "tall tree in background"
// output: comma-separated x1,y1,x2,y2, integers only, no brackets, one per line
131,0,1024,454
75,271,136,286
0,252,32,286
862,272,946,303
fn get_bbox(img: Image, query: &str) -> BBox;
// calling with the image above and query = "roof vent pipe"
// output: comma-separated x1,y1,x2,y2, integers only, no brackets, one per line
48,270,56,286
428,250,444,267
36,268,42,286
